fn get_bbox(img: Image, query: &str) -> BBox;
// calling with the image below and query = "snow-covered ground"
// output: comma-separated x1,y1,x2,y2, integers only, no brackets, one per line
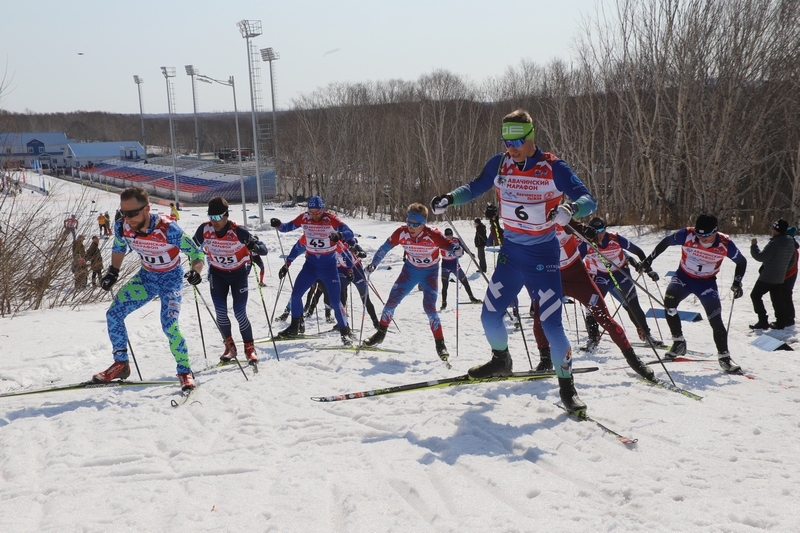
1,179,799,532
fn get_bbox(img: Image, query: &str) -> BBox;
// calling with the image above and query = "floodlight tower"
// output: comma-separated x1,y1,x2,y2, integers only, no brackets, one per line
237,19,264,223
133,75,147,153
185,65,201,158
197,73,248,228
260,47,280,191
161,66,180,204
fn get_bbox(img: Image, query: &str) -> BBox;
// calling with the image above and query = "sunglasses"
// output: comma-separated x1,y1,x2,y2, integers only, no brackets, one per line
209,212,228,221
502,130,534,149
119,205,147,218
407,221,423,228
696,230,716,237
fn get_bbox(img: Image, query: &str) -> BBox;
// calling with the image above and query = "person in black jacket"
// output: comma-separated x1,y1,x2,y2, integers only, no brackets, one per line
473,218,487,273
749,219,797,330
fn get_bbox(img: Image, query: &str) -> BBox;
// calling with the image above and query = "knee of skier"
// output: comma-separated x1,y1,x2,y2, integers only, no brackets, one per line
666,307,679,317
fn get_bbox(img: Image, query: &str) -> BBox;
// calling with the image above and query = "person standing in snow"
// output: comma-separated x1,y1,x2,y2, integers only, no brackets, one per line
637,214,747,374
530,221,655,381
271,195,355,346
439,227,481,310
84,235,104,286
430,109,597,414
193,197,267,366
748,219,796,330
95,187,205,391
363,203,463,361
473,218,488,273
578,217,662,348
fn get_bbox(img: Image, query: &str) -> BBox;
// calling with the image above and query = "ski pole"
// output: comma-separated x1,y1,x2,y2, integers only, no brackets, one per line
193,288,249,381
366,278,401,333
253,266,280,361
274,229,294,290
193,286,208,364
455,264,460,358
127,340,144,381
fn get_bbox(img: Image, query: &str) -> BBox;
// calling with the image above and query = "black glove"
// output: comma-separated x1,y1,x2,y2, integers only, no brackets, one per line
330,231,342,243
346,270,355,282
184,270,202,286
485,204,498,219
583,225,597,240
279,263,290,279
352,245,367,259
430,194,454,215
100,266,119,291
627,257,641,270
647,270,660,282
366,264,377,274
637,256,653,274
731,279,743,299
270,218,282,228
245,238,258,252
452,244,464,258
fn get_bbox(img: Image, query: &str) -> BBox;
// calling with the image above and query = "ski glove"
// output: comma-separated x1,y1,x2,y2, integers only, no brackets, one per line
485,204,498,219
184,270,202,286
352,245,367,259
430,194,454,215
330,231,342,243
245,238,259,252
346,270,355,282
647,270,660,282
452,245,464,258
583,225,598,240
270,218,282,228
548,204,574,226
278,263,290,279
366,264,377,274
731,279,744,299
100,266,119,291
636,256,654,274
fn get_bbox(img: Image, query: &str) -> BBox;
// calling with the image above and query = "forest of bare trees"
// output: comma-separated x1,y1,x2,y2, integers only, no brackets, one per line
2,0,798,233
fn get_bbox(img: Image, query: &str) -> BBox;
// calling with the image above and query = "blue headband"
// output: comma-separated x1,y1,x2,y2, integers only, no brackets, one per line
406,211,427,225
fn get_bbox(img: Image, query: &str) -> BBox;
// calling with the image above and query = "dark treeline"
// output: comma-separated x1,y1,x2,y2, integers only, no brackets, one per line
2,0,798,233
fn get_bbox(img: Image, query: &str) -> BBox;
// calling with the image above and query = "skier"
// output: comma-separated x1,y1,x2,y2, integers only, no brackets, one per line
63,213,78,241
637,214,747,373
748,219,796,330
248,235,268,287
193,197,267,366
337,241,381,330
271,196,355,345
282,234,336,324
530,222,655,381
95,187,205,391
363,203,463,361
578,217,662,348
439,227,481,310
430,109,597,414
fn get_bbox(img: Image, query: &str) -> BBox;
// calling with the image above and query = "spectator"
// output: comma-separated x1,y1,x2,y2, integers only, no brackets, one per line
749,219,796,330
64,213,79,241
85,235,104,286
473,218,487,273
170,203,180,221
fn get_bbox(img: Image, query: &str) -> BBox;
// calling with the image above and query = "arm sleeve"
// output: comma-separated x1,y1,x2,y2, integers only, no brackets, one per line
448,154,504,206
179,233,206,263
551,159,596,218
728,241,747,279
286,240,306,264
617,235,646,261
193,225,205,246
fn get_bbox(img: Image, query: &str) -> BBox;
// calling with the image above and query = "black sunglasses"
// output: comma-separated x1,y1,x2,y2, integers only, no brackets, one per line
119,204,148,218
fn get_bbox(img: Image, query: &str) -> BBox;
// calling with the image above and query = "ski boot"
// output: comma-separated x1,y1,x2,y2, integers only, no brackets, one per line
340,326,354,347
718,352,741,374
177,372,196,392
558,376,586,416
244,341,257,365
749,315,770,330
440,300,447,310
435,338,449,361
220,336,237,363
664,336,687,361
364,325,387,347
325,309,335,324
276,318,302,339
585,316,601,351
469,297,482,304
468,348,513,379
299,318,306,334
622,348,655,381
92,360,131,383
535,347,553,372
769,322,786,330
276,309,289,322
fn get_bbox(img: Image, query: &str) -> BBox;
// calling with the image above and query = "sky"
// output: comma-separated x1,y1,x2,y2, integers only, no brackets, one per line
0,0,606,115
1,177,800,530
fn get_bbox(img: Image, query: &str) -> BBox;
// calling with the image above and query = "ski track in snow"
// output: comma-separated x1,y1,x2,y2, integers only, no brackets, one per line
1,180,800,530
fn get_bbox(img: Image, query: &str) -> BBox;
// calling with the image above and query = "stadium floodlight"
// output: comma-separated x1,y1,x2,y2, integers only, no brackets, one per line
237,19,264,224
161,66,180,204
260,47,280,200
133,75,146,152
185,65,201,159
196,73,248,228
